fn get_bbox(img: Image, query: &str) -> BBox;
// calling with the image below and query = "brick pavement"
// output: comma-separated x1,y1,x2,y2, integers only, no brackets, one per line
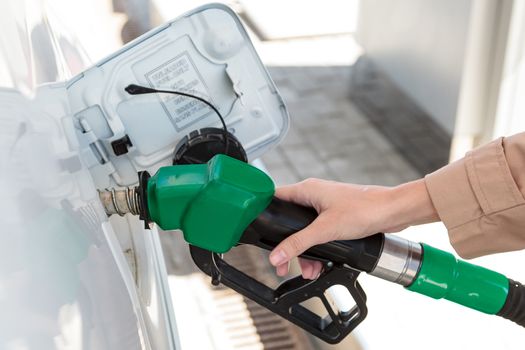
263,66,421,187
349,57,452,175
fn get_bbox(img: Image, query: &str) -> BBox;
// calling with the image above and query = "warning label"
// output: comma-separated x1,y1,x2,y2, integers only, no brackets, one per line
145,52,212,131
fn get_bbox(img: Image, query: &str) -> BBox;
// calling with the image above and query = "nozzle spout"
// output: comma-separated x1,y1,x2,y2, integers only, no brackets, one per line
98,187,142,216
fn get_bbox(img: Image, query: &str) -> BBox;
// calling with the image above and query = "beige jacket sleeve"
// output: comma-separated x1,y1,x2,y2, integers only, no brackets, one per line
424,132,525,259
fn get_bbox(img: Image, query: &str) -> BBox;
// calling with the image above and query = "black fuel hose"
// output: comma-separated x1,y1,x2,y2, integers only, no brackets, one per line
498,279,525,327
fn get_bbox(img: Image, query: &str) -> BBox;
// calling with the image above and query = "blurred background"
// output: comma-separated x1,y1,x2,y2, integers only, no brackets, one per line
23,0,525,349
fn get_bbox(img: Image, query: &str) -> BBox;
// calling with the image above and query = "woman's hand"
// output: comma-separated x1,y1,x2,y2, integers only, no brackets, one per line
268,178,439,279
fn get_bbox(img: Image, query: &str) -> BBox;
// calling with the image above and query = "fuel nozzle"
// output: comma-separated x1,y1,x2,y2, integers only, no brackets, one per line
97,154,525,343
98,154,274,252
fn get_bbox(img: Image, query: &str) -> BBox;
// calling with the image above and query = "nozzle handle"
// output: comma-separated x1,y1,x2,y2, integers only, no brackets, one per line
240,197,384,272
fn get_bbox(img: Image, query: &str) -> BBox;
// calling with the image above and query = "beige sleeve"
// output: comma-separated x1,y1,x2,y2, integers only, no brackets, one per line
424,132,525,259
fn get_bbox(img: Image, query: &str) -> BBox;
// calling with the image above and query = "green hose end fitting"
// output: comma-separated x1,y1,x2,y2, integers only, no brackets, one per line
146,154,275,253
407,244,509,314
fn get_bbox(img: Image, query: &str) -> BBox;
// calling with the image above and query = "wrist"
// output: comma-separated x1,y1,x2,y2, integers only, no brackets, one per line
387,179,439,229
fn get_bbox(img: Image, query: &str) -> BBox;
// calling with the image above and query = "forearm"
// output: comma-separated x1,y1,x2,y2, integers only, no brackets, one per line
385,179,440,231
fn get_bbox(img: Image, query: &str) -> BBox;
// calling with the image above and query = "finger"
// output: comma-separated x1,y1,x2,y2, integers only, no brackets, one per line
310,261,323,278
299,259,324,280
269,216,331,267
275,179,320,207
298,258,314,279
276,262,289,277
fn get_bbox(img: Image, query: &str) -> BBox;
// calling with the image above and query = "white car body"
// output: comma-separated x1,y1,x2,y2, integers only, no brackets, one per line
0,1,288,349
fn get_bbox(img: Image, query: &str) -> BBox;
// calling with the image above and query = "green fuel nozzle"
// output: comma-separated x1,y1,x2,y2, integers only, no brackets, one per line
145,154,274,252
99,154,525,343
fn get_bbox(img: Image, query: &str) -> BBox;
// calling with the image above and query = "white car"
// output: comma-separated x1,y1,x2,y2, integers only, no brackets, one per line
0,2,288,349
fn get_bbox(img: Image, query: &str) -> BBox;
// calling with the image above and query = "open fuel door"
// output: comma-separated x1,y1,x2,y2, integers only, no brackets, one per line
66,3,289,189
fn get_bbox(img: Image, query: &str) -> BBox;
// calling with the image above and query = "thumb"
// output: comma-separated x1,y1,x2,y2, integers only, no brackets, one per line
269,216,329,266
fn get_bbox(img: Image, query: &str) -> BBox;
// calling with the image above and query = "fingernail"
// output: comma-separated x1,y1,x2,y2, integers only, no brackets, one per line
270,250,287,266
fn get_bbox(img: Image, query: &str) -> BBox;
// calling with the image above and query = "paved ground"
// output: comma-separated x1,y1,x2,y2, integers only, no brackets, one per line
263,66,420,187
349,57,451,175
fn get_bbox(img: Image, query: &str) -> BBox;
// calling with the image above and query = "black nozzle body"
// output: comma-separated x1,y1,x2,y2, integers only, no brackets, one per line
240,197,384,272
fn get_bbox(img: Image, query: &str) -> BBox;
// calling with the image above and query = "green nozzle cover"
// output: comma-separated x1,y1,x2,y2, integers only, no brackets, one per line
407,244,509,314
146,154,275,253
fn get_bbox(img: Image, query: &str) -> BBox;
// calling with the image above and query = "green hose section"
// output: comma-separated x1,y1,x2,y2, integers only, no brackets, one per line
407,244,509,314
